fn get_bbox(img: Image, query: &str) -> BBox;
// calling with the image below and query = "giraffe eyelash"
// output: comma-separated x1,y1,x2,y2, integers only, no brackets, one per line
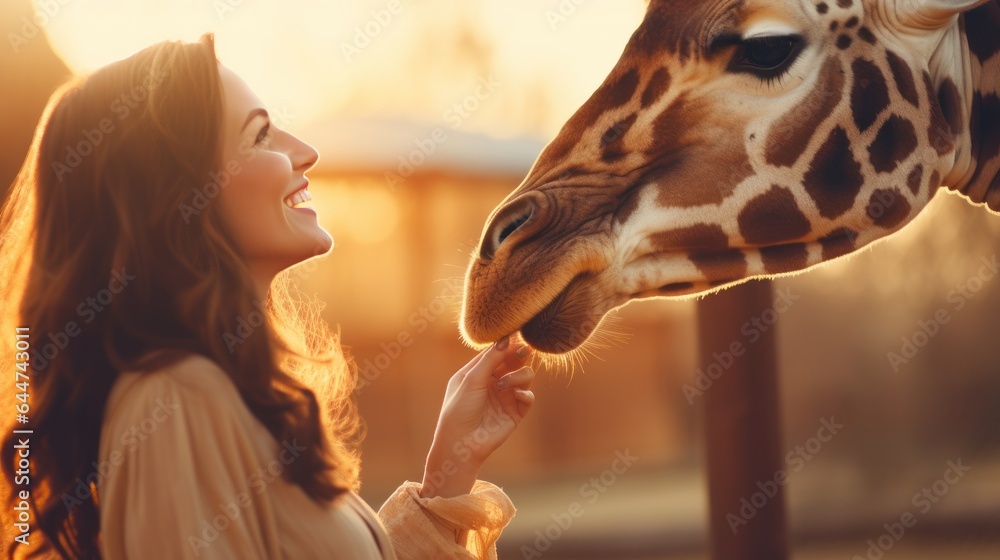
762,71,790,90
724,34,805,83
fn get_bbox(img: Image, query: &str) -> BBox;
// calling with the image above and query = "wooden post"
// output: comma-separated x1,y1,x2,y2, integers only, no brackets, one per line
696,280,789,560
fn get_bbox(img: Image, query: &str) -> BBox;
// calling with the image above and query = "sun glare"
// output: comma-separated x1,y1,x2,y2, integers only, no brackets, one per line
40,0,647,136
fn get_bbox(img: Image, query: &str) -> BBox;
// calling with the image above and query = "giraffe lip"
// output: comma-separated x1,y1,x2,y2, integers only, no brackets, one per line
518,273,603,354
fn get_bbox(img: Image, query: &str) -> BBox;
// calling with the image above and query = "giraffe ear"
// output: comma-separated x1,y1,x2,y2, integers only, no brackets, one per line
898,0,992,29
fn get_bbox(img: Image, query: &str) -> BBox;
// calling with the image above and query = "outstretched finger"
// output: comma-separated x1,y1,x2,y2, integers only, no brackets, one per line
465,335,524,386
454,344,494,382
496,366,535,391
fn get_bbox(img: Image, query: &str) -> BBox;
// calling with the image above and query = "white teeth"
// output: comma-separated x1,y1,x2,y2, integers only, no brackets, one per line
284,188,312,208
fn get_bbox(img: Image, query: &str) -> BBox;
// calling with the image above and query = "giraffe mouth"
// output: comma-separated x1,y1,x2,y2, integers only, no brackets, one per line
518,273,610,354
482,228,861,355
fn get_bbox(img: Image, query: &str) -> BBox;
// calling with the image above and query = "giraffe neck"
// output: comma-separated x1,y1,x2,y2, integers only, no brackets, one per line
941,0,1000,211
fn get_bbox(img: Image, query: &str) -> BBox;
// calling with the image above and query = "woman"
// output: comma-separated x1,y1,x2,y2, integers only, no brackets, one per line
0,34,535,559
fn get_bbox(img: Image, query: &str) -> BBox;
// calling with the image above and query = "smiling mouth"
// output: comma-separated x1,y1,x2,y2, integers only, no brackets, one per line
284,187,313,209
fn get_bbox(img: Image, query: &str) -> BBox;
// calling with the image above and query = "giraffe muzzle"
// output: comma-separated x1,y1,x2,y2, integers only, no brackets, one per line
479,192,544,261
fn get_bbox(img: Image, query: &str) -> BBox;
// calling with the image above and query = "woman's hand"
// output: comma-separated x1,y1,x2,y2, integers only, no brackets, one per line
420,335,535,498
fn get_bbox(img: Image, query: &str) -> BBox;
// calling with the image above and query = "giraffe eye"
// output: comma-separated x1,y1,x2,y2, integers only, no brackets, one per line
730,35,804,80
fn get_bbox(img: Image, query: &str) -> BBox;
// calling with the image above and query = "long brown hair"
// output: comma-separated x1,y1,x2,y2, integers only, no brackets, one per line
0,34,361,559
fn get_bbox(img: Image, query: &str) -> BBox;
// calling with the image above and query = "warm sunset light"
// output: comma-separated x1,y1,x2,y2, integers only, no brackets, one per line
42,0,649,136
4,0,1000,558
311,178,400,244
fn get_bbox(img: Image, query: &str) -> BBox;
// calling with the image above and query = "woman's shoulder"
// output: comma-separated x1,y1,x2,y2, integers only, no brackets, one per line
99,351,277,472
104,352,242,423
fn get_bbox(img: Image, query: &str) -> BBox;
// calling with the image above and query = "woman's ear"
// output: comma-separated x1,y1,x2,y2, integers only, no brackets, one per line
895,0,992,30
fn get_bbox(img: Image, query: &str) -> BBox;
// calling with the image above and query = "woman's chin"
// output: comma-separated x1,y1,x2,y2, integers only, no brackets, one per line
306,229,334,257
284,228,334,267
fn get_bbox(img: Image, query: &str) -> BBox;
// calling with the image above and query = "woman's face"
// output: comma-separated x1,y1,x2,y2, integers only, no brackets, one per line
215,64,331,276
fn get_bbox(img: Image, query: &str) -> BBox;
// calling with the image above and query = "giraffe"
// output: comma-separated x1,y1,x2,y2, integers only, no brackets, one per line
460,0,1000,355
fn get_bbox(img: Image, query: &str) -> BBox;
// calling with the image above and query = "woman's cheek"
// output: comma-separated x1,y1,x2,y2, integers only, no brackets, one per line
218,160,280,250
241,154,288,207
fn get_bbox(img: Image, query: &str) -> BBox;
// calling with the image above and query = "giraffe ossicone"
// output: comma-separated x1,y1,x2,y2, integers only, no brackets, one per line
462,0,1000,354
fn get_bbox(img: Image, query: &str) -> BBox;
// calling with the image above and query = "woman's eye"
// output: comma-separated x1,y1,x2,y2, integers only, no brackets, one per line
254,123,271,146
730,35,804,79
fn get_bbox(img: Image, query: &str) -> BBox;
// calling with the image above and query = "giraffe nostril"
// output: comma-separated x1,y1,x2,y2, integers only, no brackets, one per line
481,195,539,260
497,214,530,246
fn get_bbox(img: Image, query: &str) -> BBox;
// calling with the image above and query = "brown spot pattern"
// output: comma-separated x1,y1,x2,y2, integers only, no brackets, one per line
649,223,730,251
858,27,877,44
851,58,890,133
964,1,1000,62
837,0,853,7
906,164,923,195
936,78,964,136
868,115,918,173
765,57,844,167
923,72,955,155
962,93,1000,204
641,68,671,108
737,185,812,245
817,3,829,14
533,67,641,167
601,114,637,162
885,50,918,107
804,126,865,219
820,227,857,260
866,188,911,228
760,243,809,274
649,95,754,208
837,35,853,50
844,16,859,28
605,68,641,109
690,250,748,280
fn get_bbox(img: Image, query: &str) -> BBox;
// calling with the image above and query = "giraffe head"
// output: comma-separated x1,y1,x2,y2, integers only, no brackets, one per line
462,0,1000,354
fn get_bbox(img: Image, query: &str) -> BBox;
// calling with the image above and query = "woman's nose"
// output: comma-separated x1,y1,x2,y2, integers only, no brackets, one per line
288,133,319,172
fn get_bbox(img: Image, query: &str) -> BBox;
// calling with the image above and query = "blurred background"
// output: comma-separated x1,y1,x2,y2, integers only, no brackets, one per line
2,0,999,558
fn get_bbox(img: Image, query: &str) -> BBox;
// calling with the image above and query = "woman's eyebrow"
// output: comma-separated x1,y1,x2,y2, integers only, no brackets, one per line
241,108,269,132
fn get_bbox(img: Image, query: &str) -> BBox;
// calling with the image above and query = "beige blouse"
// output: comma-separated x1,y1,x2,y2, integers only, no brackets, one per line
96,355,516,559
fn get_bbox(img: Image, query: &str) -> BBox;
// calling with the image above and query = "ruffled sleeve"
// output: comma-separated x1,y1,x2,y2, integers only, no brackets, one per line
97,358,282,560
376,480,515,560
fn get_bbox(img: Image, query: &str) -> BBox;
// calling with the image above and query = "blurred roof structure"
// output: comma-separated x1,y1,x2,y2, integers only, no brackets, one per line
300,116,546,178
